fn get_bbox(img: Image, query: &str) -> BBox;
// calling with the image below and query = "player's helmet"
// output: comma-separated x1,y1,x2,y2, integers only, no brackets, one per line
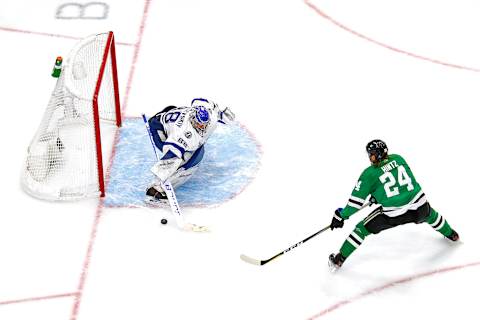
191,106,210,131
366,139,388,165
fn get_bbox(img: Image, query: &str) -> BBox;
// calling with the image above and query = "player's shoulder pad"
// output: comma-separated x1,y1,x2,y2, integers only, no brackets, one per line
388,154,406,164
360,165,377,183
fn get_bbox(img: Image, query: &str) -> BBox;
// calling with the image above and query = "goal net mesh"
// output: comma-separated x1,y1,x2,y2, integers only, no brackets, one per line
21,32,121,201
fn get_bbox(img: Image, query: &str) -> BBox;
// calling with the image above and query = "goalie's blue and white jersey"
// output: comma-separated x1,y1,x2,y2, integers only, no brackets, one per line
149,100,221,160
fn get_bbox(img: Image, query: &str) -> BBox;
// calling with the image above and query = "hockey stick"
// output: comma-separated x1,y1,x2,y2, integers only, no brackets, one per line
240,201,375,265
141,113,209,232
142,114,161,161
240,225,331,266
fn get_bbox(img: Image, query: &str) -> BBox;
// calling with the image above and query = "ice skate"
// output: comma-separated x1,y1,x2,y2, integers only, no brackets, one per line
446,229,460,242
328,253,346,272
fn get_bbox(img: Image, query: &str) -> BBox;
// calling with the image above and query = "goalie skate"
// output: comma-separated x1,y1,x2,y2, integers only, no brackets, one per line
144,196,169,207
144,186,169,207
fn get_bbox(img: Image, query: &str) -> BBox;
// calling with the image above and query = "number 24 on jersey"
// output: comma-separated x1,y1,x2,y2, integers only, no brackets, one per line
379,165,414,198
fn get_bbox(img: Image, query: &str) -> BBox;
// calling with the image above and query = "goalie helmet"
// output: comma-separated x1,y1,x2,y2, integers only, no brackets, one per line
366,139,388,165
191,106,210,132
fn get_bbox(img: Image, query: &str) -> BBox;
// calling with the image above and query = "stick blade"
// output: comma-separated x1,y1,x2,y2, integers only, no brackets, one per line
240,254,262,266
183,223,210,233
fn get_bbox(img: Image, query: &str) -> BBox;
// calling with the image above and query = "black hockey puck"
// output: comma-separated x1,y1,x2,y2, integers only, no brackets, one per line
161,218,168,225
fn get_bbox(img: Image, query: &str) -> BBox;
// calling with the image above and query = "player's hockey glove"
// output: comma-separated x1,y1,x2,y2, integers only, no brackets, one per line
219,107,235,124
330,208,345,230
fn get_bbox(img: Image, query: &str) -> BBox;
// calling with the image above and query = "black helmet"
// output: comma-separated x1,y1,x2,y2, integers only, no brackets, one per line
366,139,388,165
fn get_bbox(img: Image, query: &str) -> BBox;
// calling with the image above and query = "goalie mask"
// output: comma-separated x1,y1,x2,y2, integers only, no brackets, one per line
191,106,210,132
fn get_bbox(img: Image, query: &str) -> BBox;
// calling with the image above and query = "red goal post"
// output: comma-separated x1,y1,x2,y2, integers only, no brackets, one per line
21,31,121,201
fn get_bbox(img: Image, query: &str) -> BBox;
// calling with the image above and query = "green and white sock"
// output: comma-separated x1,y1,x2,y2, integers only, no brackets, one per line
339,223,371,258
425,208,452,237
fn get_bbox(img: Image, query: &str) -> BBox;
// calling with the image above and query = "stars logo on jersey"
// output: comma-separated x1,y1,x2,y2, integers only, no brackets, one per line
355,181,362,192
185,131,192,139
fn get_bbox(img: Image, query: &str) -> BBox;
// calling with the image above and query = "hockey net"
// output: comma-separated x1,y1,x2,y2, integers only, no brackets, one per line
21,31,121,201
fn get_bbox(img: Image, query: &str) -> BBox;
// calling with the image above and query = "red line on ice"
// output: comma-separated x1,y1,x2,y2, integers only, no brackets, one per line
307,261,480,319
304,0,480,73
0,292,77,306
0,26,134,46
69,1,152,319
121,0,152,112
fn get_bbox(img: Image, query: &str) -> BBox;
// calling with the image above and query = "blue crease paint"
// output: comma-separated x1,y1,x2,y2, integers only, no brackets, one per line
104,118,261,207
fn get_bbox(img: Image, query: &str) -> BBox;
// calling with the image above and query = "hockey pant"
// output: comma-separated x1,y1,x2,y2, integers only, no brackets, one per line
338,202,454,259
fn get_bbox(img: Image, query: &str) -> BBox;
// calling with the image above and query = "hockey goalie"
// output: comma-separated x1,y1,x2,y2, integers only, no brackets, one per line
145,98,235,206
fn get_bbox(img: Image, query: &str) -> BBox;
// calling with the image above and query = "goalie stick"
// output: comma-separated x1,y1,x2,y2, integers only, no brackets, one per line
141,113,209,233
241,200,374,265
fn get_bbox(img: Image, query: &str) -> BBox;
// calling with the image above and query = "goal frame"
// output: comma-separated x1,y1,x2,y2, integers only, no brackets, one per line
93,31,121,197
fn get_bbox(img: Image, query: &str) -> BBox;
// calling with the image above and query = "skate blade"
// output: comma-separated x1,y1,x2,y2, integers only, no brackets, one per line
144,196,169,207
328,260,340,273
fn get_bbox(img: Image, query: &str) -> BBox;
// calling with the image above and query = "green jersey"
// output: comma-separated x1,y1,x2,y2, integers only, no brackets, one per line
341,154,427,219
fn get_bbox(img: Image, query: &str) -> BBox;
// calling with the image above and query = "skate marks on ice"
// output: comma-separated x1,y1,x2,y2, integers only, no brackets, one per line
104,117,261,207
309,231,473,319
308,260,480,319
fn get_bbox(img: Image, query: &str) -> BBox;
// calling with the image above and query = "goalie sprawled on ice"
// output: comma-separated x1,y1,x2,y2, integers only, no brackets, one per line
145,98,235,205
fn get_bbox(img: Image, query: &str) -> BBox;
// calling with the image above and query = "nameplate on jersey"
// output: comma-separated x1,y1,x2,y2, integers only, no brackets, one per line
381,160,399,173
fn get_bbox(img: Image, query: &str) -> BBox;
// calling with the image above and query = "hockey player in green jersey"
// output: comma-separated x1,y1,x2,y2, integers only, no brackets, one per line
328,139,459,270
